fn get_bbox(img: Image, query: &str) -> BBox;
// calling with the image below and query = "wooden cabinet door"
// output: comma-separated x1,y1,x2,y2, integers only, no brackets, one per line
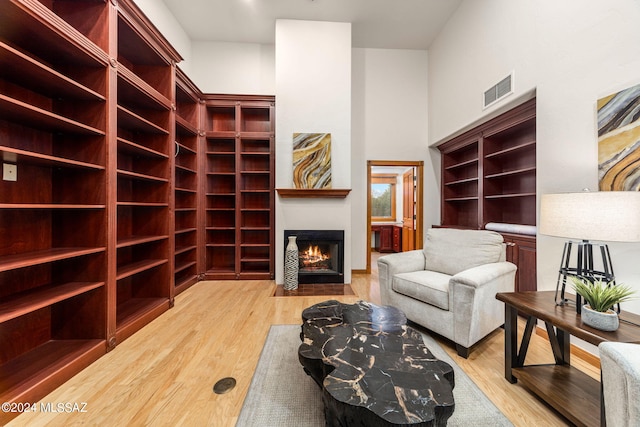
504,234,537,292
379,226,394,253
402,169,415,251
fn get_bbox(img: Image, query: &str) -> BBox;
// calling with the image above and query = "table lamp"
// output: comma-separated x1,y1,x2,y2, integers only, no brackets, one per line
540,191,640,313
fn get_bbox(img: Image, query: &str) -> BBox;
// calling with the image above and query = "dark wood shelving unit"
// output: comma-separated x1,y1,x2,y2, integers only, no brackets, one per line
440,134,480,229
114,0,181,344
1,1,274,422
482,110,536,227
174,67,203,294
0,0,110,421
438,98,537,291
204,95,275,280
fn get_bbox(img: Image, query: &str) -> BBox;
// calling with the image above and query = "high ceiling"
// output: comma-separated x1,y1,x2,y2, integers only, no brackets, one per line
160,0,462,50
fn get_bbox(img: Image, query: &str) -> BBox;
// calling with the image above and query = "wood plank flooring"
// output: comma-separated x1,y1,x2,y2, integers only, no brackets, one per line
7,268,598,426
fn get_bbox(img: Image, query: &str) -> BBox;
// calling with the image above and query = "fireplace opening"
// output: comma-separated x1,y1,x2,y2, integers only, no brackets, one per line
284,230,344,284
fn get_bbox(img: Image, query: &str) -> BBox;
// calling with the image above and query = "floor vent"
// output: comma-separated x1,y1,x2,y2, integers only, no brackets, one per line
484,73,513,108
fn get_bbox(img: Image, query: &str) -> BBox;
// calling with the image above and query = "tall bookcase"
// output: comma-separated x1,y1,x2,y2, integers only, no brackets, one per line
114,0,181,343
0,0,183,421
0,0,111,415
438,98,537,291
174,68,203,294
0,1,277,421
203,95,275,280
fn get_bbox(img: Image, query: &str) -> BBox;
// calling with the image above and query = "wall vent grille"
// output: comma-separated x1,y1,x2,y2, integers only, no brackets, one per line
484,73,513,108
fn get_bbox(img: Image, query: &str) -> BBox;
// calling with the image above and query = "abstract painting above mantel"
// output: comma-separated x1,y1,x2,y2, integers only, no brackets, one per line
598,82,640,191
292,133,332,189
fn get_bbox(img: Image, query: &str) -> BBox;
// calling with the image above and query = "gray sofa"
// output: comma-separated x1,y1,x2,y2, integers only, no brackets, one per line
377,228,517,358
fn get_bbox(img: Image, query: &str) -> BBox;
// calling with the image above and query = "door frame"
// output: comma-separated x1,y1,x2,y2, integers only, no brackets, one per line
367,160,424,274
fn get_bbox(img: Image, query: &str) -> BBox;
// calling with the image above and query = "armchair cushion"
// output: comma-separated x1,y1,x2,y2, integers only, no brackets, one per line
392,270,451,310
423,228,504,276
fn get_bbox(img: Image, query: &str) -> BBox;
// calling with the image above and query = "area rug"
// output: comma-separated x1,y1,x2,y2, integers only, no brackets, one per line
236,325,513,426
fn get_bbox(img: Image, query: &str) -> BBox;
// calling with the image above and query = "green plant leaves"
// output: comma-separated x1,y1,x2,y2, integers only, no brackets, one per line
570,277,636,312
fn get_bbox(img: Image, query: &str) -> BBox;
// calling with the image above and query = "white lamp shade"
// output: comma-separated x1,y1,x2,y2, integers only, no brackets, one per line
540,192,640,242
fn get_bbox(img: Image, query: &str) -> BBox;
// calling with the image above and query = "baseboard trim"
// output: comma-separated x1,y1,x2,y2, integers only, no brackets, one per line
352,269,367,274
535,326,600,369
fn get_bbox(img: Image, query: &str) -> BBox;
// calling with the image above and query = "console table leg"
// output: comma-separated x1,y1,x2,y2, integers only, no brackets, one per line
504,304,518,383
516,316,536,366
558,327,570,365
545,322,571,365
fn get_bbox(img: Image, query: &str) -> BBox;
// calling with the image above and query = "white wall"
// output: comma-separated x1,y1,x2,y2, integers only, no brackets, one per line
124,3,435,274
428,0,640,315
136,1,275,94
190,41,275,94
190,42,434,273
275,20,352,283
134,0,193,74
351,48,435,269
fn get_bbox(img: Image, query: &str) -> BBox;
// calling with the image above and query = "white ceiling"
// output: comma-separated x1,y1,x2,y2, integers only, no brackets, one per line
160,0,462,49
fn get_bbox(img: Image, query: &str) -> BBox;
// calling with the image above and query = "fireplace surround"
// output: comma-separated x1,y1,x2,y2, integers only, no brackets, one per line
284,230,344,284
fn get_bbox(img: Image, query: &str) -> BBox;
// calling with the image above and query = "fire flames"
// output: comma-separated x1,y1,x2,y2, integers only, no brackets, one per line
299,245,331,270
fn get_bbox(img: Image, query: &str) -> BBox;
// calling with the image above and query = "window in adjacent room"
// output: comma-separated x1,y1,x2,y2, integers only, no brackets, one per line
371,174,397,222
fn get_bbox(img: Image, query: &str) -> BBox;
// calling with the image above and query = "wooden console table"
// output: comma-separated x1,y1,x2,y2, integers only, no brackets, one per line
496,291,640,427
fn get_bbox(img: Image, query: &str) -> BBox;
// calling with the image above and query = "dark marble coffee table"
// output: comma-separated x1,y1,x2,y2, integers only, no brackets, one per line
298,300,455,426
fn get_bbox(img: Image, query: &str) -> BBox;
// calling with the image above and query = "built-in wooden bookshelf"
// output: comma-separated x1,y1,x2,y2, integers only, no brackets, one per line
440,134,481,229
0,1,279,422
439,99,536,229
0,0,110,420
483,115,536,227
438,98,537,291
0,1,186,422
204,95,275,280
114,0,181,343
174,68,202,294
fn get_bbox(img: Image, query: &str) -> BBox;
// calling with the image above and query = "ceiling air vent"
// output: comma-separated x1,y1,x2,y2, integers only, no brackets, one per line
483,73,513,109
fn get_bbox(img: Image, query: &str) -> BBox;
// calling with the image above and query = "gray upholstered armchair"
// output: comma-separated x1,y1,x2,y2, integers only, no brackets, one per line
377,228,517,358
600,342,640,426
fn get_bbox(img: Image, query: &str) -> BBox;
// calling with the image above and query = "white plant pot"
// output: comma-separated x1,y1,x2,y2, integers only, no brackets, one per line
581,305,619,331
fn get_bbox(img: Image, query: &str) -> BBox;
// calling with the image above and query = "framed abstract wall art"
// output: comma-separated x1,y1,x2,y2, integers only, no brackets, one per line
598,82,640,191
292,133,332,189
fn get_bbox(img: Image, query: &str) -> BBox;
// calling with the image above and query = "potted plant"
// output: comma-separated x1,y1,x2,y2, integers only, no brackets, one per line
571,277,636,331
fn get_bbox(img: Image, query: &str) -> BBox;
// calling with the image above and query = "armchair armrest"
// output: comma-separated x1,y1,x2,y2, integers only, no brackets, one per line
449,261,517,349
450,261,516,289
377,250,426,277
377,250,425,304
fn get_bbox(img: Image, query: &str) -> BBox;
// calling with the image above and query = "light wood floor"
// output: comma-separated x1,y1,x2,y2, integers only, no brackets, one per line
8,267,598,426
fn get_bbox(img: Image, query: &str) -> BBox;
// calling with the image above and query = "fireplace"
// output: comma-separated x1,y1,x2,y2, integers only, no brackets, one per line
284,230,344,284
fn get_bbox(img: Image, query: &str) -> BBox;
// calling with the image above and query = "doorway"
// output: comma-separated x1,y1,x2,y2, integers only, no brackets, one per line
367,160,424,274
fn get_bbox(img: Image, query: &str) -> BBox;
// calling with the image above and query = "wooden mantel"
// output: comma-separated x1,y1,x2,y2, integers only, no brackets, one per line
276,189,352,199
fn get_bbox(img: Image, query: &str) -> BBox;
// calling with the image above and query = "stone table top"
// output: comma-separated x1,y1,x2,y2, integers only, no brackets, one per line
298,300,455,426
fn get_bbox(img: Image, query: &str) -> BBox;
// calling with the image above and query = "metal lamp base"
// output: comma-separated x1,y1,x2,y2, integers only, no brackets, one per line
555,239,615,314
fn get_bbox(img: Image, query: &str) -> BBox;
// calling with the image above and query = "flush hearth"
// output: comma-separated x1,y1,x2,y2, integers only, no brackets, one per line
284,230,344,284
